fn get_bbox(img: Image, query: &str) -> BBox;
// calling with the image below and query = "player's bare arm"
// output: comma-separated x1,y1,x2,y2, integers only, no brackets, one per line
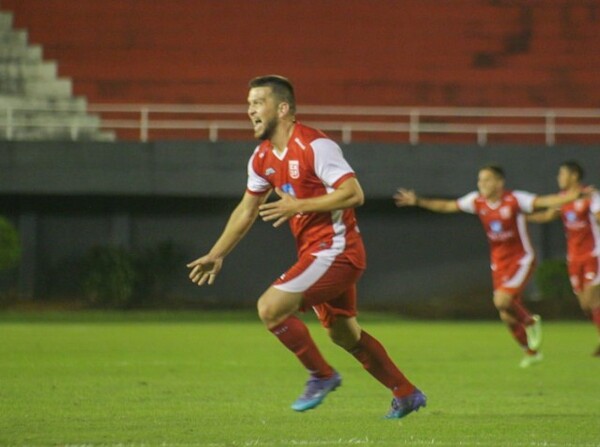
187,190,269,285
532,186,594,210
526,208,560,224
394,188,460,213
258,177,364,228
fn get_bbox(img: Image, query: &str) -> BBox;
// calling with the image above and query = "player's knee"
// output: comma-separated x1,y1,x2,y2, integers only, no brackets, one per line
257,297,286,326
328,320,361,350
493,293,512,311
256,298,272,324
329,331,357,350
498,310,513,323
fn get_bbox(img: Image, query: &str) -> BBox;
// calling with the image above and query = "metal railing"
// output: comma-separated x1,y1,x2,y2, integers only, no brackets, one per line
2,103,600,145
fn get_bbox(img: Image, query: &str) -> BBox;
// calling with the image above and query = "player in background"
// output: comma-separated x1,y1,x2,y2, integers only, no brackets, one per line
527,161,600,356
394,165,583,367
187,75,425,418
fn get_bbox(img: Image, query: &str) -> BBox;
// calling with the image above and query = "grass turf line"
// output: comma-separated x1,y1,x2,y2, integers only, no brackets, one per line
0,311,599,446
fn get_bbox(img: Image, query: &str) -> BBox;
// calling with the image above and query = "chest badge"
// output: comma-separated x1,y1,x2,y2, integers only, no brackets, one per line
499,206,512,219
289,160,300,179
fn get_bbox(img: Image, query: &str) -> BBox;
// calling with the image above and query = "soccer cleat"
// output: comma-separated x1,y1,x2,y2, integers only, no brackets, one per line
384,388,427,419
525,314,543,351
291,371,342,412
519,351,543,368
593,344,600,357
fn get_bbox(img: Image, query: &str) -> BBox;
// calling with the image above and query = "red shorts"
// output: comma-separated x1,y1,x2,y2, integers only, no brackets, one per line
273,253,364,328
492,256,536,296
568,255,600,294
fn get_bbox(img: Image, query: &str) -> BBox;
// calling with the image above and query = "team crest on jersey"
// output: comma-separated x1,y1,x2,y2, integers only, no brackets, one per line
499,206,512,219
490,220,503,233
289,160,300,179
574,200,585,212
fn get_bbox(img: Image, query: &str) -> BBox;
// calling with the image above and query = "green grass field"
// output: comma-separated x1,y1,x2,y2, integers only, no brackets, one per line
0,311,599,446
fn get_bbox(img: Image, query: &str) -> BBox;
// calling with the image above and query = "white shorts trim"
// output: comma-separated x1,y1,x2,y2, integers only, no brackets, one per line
503,256,534,289
273,256,334,293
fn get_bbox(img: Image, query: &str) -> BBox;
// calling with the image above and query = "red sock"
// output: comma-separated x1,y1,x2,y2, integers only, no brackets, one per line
591,307,600,334
269,315,334,379
349,331,415,398
508,322,534,352
509,299,534,326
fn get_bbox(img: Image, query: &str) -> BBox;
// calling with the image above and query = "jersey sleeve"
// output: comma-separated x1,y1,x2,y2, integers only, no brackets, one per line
311,138,355,188
456,191,478,214
590,191,600,214
512,190,537,213
246,147,271,195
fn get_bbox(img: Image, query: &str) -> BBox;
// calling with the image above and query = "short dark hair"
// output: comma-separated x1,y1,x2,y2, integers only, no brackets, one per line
560,160,584,180
248,75,296,114
480,164,505,180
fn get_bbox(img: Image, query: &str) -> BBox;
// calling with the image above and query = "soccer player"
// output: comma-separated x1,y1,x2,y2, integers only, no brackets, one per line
527,161,600,356
187,75,426,418
394,165,583,367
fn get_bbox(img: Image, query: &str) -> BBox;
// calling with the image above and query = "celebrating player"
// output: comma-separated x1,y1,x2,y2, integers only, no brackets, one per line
188,75,425,418
394,165,583,367
527,161,600,356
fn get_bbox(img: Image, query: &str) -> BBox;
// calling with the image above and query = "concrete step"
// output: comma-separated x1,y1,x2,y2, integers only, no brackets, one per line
0,44,42,62
0,12,13,31
0,94,87,111
0,61,57,80
0,77,72,96
0,111,112,140
0,29,27,46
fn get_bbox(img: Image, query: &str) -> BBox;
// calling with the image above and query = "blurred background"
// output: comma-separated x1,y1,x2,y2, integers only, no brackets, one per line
1,0,599,317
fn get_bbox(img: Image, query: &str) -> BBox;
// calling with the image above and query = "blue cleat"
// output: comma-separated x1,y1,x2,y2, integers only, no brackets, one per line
385,388,427,419
291,371,342,412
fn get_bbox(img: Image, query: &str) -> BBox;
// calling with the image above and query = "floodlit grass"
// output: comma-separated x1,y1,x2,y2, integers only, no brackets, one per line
0,311,599,446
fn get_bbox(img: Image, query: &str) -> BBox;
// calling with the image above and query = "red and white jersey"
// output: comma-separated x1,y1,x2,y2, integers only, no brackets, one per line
457,190,537,268
246,122,365,269
560,191,600,262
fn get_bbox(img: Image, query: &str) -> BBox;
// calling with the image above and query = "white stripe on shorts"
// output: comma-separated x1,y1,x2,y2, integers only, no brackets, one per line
273,255,335,293
503,254,534,289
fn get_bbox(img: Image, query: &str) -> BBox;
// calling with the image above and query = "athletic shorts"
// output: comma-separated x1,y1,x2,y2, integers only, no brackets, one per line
492,256,536,296
273,253,364,328
568,255,600,294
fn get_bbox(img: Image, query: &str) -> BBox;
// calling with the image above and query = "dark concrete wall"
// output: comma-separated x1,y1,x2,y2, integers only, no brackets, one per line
1,141,597,307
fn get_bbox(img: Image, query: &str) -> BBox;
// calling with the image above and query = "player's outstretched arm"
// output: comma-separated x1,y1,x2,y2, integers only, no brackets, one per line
532,186,594,210
394,188,460,213
258,177,364,228
187,191,269,285
526,208,560,224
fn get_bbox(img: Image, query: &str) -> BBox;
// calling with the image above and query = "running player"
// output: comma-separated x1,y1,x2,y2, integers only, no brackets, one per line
188,75,425,418
527,161,600,356
394,165,583,367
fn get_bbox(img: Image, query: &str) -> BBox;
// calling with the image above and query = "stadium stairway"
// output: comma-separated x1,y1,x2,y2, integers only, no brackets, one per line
1,1,598,143
0,9,114,141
